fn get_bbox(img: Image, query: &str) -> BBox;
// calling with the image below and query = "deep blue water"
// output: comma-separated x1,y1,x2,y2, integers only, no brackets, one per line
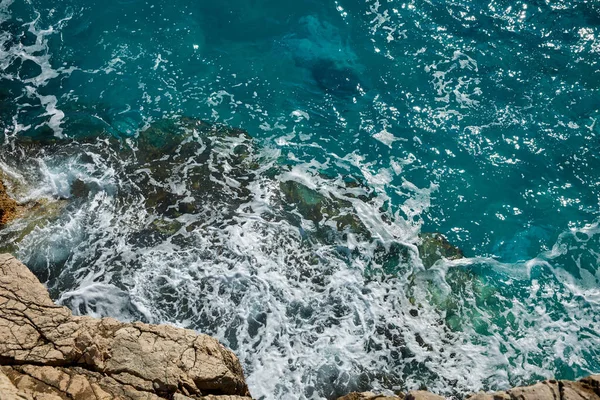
1,0,600,398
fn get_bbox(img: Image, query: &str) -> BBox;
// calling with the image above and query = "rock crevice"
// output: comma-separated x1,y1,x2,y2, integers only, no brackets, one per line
0,253,251,400
1,251,599,400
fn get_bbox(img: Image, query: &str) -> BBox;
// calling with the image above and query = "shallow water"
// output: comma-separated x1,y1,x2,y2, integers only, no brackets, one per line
1,0,600,398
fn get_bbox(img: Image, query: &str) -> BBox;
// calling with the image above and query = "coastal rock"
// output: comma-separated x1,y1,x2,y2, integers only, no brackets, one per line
0,177,19,226
0,253,251,400
0,170,69,255
338,375,600,400
406,391,446,400
337,391,446,400
417,233,464,269
467,376,600,400
337,393,402,400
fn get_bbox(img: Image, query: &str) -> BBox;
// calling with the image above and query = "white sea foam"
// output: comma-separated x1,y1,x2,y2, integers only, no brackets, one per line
5,133,598,400
1,1,599,399
373,128,405,148
291,110,310,122
0,3,71,137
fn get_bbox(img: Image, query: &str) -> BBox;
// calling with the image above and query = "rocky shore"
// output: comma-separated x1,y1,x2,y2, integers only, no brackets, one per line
1,251,599,400
340,375,600,400
0,154,598,400
0,253,250,400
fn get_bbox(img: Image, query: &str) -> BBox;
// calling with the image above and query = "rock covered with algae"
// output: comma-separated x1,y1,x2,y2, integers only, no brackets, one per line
0,117,260,251
127,117,259,220
0,170,68,254
2,115,466,273
0,176,18,226
417,233,464,269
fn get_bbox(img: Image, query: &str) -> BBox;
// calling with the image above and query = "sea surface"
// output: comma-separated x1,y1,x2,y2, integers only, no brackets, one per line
1,0,600,398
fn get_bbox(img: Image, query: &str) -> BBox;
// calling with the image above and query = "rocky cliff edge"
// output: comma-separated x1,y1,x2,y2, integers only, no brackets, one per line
0,253,251,400
1,251,599,400
341,375,600,400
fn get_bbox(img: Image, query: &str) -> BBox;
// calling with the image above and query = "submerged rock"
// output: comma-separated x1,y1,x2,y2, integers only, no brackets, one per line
129,117,258,220
70,178,91,198
279,179,368,237
1,116,261,253
0,253,251,400
280,180,329,223
309,58,363,96
278,179,467,276
417,233,464,269
2,114,463,273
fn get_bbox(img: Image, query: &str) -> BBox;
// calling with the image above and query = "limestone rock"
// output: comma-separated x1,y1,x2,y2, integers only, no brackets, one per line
406,391,445,400
508,380,560,400
560,379,599,400
337,393,402,400
466,376,600,400
0,253,251,400
335,391,446,400
339,375,600,400
581,375,600,394
467,391,511,400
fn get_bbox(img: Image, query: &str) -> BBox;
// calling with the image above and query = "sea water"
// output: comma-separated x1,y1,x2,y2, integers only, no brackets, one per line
1,0,600,398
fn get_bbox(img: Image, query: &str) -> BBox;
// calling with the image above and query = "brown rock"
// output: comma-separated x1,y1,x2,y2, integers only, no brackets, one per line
561,380,600,400
406,391,445,400
581,375,600,395
466,391,510,400
337,393,402,400
509,380,560,399
343,375,600,400
0,253,252,400
199,397,256,400
0,178,18,226
465,377,600,400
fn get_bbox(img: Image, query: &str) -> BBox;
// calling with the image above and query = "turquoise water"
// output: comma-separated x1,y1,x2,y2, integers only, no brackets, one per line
1,0,600,398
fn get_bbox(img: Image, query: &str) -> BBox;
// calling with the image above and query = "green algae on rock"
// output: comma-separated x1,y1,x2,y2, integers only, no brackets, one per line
417,233,464,269
279,179,370,241
0,177,18,227
0,169,69,254
129,117,259,219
